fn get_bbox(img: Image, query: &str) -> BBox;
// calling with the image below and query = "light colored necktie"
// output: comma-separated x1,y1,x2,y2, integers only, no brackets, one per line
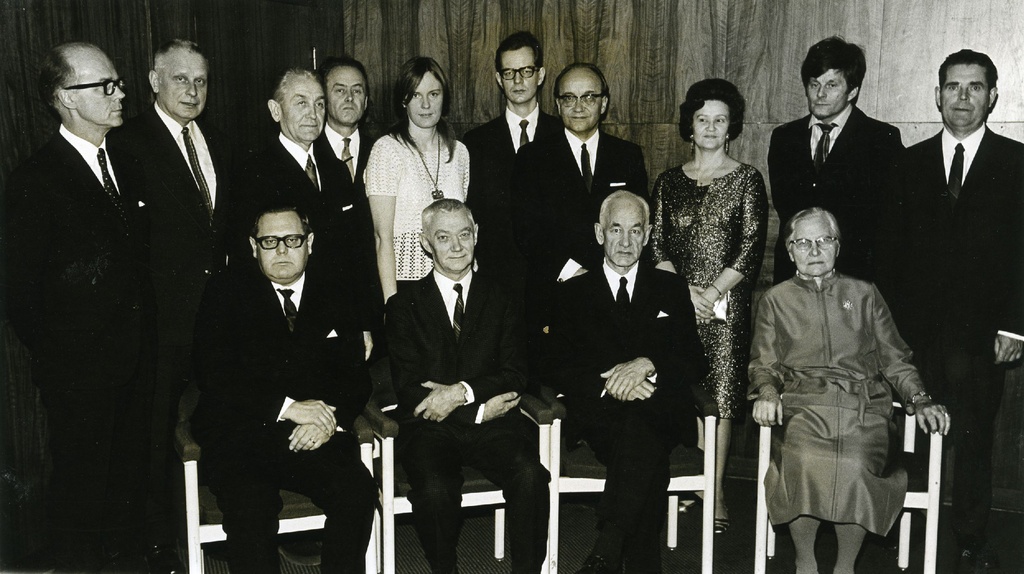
305,155,319,191
182,126,213,218
341,137,355,181
519,119,530,149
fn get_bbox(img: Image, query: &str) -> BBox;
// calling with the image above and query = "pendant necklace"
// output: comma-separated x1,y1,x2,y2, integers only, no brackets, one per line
416,136,444,200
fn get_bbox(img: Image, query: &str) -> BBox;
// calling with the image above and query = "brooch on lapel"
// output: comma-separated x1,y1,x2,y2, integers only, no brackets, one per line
842,300,853,311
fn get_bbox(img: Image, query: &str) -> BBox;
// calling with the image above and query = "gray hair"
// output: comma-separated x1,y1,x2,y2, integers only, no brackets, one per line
153,39,207,71
783,207,842,243
598,190,650,227
421,198,475,229
272,68,319,104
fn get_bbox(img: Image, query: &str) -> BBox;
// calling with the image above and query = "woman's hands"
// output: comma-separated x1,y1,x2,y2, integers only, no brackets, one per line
751,384,783,426
689,286,717,323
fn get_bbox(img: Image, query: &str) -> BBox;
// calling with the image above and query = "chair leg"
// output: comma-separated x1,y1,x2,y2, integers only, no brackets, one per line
183,460,203,574
494,507,506,561
381,437,396,574
360,441,378,574
701,416,716,574
549,419,561,574
923,433,943,574
754,424,772,574
666,495,679,550
538,424,552,574
898,512,911,570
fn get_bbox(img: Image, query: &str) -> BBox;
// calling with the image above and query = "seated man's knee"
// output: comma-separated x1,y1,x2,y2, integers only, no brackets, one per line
408,470,464,512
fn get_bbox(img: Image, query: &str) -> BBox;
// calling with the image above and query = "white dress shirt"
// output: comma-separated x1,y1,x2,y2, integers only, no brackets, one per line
154,103,218,206
504,104,540,152
60,124,119,190
278,133,321,190
808,103,854,158
324,123,361,174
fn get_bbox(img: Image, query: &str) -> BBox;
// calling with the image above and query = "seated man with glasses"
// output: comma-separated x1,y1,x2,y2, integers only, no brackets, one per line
510,62,648,375
190,204,375,574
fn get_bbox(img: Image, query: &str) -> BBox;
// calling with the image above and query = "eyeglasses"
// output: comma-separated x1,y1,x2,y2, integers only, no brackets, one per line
555,93,604,108
254,234,308,250
789,236,839,252
499,66,539,80
63,78,126,96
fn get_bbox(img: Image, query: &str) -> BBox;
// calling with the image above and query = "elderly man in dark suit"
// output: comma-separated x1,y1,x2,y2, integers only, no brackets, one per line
877,49,1024,574
542,191,708,574
231,67,380,359
768,36,903,284
191,205,375,574
108,39,231,571
463,31,561,285
3,42,153,571
511,62,648,372
386,199,550,574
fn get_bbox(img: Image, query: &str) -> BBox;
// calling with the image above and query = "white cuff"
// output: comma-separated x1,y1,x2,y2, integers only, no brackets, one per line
475,404,486,424
459,381,475,405
277,397,295,422
557,259,582,282
997,330,1024,342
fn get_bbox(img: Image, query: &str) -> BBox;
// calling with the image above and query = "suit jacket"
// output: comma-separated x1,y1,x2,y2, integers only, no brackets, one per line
463,111,561,280
540,264,708,441
314,125,377,198
109,106,234,345
876,128,1024,354
768,106,903,283
231,136,382,330
191,265,371,445
4,132,153,390
385,272,528,427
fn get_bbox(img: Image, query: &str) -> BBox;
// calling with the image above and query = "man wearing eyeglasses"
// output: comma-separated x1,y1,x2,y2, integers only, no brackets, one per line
3,42,153,570
108,39,232,572
877,49,1024,573
463,31,561,290
190,205,375,574
511,62,648,370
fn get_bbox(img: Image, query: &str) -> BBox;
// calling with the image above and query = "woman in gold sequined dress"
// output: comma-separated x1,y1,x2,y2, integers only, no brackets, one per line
650,78,768,532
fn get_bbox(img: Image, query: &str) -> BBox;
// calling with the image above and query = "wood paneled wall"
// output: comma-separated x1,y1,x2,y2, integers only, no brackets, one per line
2,0,1023,564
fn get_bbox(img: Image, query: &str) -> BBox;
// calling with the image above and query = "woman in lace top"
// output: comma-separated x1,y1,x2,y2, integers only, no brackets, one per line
366,56,469,301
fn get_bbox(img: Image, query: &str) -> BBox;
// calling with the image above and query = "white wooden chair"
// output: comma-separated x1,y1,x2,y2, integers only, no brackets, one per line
753,401,943,574
175,385,378,574
545,386,718,573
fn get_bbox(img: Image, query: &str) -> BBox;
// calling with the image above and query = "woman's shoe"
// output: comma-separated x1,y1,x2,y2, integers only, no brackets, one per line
714,517,731,534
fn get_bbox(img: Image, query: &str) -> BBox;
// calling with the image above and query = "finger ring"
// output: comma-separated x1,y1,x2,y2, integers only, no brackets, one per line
944,413,950,418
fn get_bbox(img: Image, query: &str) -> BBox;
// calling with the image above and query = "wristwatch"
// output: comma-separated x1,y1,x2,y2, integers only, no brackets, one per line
909,391,932,406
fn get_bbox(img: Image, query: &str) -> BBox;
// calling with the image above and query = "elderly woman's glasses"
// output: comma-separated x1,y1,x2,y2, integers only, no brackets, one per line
254,234,308,250
789,236,839,252
556,93,604,108
63,78,126,96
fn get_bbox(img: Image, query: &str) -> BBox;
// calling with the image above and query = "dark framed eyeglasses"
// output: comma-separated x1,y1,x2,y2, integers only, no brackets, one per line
499,66,538,80
63,78,126,96
789,236,839,252
254,234,308,250
555,93,604,108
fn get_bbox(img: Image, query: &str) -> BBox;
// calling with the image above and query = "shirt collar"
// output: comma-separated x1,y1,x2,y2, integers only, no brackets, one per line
602,259,638,299
942,123,985,156
505,104,540,137
324,123,360,156
154,102,196,138
60,123,106,157
808,103,854,133
565,128,599,150
271,272,306,308
278,132,315,169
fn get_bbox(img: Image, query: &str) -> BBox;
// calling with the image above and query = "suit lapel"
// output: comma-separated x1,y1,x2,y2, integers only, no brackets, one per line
144,109,214,231
459,275,489,343
960,128,995,204
422,276,458,346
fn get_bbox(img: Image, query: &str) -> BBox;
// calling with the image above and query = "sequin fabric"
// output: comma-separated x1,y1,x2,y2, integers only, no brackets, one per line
650,163,768,418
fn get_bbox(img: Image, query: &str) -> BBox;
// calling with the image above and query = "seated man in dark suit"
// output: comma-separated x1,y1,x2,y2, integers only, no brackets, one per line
386,199,550,574
191,205,375,574
541,191,708,574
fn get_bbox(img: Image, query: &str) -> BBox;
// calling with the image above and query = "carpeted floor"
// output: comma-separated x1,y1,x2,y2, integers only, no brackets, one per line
184,476,1023,574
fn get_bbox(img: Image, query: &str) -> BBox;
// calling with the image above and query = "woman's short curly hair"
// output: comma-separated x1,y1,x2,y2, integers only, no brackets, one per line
678,78,746,141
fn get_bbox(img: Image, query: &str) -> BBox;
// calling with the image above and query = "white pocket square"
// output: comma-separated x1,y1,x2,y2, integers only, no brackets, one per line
326,329,338,338
341,204,353,211
609,182,627,187
657,311,669,318
138,201,146,207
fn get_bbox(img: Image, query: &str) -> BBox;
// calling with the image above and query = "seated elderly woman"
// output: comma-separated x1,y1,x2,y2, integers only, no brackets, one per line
748,207,949,574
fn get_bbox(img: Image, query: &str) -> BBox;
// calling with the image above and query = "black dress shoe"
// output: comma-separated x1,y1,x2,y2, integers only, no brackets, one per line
145,544,185,574
958,542,1001,573
576,555,623,574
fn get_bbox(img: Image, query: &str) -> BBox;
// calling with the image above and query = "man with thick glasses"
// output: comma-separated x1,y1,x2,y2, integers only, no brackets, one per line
511,62,647,369
4,42,152,570
190,205,375,574
463,31,561,290
108,39,232,573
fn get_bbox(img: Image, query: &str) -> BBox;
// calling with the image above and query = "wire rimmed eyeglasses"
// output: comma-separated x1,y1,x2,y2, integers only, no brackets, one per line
63,78,126,96
555,93,605,108
789,236,839,252
254,234,308,250
499,66,539,80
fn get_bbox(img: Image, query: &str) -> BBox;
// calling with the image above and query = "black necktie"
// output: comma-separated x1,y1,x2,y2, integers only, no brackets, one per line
616,276,629,306
96,148,128,230
341,137,355,181
305,155,319,191
813,123,835,172
519,119,530,150
278,288,297,332
182,126,214,219
453,283,464,341
581,143,593,192
948,143,964,203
